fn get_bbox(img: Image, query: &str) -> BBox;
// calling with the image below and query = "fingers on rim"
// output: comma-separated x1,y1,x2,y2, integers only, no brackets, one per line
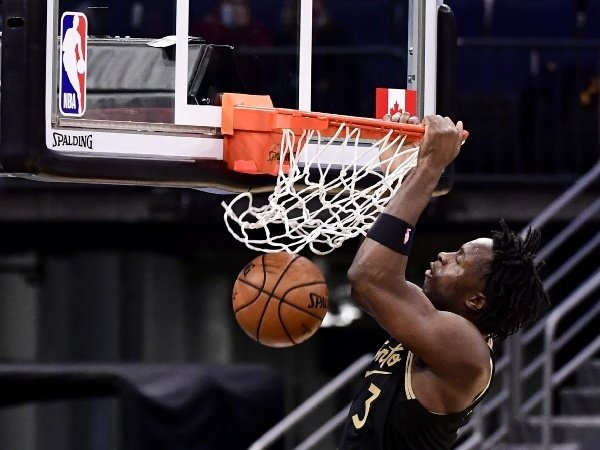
384,112,420,125
391,112,403,122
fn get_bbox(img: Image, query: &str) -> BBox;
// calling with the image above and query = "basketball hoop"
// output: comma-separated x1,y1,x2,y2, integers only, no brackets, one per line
220,93,425,255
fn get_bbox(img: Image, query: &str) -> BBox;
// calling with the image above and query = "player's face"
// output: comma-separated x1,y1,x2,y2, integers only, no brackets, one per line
422,238,493,314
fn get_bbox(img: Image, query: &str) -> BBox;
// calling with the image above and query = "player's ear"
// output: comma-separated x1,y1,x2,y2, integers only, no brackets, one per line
466,292,487,312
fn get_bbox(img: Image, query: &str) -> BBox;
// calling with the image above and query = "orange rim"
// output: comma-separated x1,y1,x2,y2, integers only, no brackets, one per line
221,93,425,143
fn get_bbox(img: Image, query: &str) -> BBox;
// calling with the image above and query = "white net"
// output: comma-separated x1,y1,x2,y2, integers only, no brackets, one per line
222,123,419,255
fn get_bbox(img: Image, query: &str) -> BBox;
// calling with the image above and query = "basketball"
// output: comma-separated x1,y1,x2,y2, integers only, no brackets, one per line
232,252,329,348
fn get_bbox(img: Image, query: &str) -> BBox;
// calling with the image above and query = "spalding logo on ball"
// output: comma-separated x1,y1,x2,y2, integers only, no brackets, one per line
232,252,329,348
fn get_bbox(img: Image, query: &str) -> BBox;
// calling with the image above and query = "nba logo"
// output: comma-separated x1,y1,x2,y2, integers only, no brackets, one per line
60,12,88,117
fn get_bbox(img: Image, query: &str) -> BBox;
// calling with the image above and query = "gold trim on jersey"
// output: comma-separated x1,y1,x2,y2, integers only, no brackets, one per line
365,370,393,377
404,351,416,400
473,357,494,404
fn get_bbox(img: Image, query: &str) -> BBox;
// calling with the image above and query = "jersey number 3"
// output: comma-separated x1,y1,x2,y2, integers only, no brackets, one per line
352,383,381,429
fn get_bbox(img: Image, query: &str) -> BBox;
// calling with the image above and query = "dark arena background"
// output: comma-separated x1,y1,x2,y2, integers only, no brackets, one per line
1,1,599,449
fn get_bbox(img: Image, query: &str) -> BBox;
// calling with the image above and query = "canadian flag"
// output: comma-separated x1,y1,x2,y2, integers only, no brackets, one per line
375,88,417,120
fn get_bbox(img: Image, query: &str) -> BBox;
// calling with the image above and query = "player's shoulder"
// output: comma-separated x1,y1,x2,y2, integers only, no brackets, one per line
423,312,493,406
436,311,492,365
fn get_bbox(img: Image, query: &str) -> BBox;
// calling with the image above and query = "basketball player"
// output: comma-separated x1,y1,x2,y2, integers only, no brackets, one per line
338,113,549,449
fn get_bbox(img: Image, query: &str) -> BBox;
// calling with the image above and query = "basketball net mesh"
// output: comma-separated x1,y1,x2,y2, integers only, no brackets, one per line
221,123,419,255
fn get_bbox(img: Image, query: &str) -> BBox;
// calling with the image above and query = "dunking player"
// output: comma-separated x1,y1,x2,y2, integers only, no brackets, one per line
338,113,549,449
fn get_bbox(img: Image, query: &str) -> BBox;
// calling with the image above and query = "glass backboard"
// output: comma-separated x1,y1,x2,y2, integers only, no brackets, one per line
1,0,453,190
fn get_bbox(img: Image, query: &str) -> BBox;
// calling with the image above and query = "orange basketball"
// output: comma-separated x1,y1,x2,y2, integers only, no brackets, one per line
232,252,329,348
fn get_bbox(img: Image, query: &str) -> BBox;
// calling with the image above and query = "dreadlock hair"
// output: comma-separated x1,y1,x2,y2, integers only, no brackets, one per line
476,220,550,342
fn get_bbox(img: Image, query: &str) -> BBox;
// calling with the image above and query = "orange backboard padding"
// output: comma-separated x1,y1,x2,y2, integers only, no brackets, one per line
221,93,274,136
220,93,426,175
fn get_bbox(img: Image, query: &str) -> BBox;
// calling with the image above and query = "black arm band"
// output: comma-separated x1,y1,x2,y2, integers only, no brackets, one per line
367,213,416,255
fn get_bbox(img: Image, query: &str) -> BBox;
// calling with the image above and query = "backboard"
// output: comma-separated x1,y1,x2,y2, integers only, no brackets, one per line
0,0,456,192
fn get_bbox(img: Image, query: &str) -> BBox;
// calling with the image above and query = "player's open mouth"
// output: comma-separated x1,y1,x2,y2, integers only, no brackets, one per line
425,262,435,278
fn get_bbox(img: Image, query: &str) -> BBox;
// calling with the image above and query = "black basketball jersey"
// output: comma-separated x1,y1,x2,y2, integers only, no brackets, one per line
338,337,494,450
